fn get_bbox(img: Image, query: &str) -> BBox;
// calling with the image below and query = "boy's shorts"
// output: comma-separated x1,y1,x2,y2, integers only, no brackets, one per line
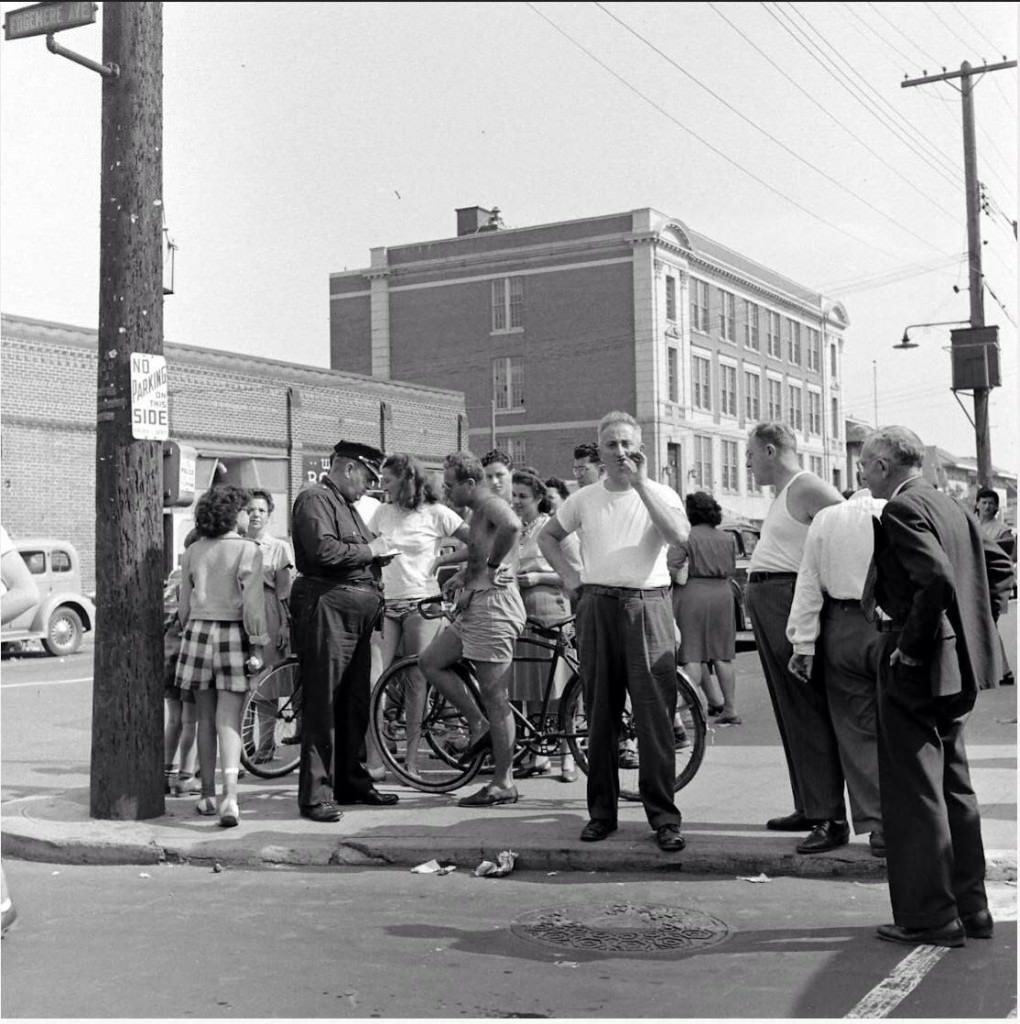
451,585,526,664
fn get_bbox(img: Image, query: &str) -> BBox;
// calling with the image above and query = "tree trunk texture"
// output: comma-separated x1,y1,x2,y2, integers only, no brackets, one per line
91,2,165,819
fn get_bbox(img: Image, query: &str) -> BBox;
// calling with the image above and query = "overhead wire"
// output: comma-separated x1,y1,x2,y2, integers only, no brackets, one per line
522,1,914,263
813,253,967,295
776,2,965,188
950,0,1017,111
702,1,962,225
591,1,951,254
863,1,1017,194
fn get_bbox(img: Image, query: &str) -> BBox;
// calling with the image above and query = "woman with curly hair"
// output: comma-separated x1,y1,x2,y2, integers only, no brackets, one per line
668,490,741,725
365,453,469,780
175,485,268,826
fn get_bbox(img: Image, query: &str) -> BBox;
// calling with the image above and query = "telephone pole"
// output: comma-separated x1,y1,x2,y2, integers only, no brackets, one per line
91,2,165,819
902,59,1015,488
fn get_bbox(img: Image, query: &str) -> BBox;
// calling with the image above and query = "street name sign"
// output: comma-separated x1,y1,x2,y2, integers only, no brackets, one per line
3,1,96,41
130,352,170,441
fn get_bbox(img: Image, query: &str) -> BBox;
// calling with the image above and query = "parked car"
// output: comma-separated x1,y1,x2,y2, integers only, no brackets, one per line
1,537,96,656
721,520,760,651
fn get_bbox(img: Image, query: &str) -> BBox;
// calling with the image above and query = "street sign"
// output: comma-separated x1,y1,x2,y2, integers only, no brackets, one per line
130,352,169,441
3,1,96,41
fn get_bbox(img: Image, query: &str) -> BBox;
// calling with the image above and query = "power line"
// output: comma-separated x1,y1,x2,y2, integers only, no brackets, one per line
592,1,950,254
775,2,965,188
522,1,914,263
703,1,963,225
813,253,967,295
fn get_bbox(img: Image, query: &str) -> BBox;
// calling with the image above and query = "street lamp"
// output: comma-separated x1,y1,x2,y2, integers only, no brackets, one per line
895,320,970,350
894,319,1001,488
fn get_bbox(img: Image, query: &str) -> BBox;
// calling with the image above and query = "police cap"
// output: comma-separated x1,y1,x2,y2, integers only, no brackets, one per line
332,440,383,481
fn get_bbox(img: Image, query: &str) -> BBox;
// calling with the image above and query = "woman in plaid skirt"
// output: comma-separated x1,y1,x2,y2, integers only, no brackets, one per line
175,486,269,827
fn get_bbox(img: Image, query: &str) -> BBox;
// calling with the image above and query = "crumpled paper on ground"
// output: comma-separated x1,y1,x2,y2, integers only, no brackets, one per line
410,859,457,875
737,872,772,883
474,849,517,877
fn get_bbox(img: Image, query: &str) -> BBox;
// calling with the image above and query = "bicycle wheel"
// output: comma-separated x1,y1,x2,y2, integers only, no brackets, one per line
370,656,485,793
559,667,706,794
240,658,302,778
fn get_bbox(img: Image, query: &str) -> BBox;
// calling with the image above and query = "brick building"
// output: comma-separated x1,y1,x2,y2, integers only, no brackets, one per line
1,313,466,589
329,207,849,520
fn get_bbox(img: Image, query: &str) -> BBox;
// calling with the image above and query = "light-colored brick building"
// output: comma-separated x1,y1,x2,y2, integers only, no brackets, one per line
1,313,466,588
330,207,850,520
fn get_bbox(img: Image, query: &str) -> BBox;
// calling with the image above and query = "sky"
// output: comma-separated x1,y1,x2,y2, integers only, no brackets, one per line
2,1,1017,473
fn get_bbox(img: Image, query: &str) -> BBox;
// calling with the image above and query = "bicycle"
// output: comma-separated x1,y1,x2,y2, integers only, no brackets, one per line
239,656,303,778
369,596,707,794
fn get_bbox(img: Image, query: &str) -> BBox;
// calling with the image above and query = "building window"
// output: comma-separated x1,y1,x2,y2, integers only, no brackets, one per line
788,383,803,431
491,277,523,332
721,439,739,492
691,279,709,333
693,434,714,489
667,347,679,403
810,455,823,477
665,275,677,322
692,355,712,411
719,289,736,342
493,356,524,411
767,378,782,421
831,397,840,439
830,343,838,379
506,437,527,467
807,328,821,372
746,465,760,493
720,363,737,417
788,320,802,365
744,370,761,421
808,391,822,435
767,312,782,358
745,301,760,350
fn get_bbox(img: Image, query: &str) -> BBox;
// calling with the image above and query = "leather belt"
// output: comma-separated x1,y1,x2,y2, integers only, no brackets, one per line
298,575,382,593
824,598,863,613
874,618,903,633
747,571,797,583
585,584,671,599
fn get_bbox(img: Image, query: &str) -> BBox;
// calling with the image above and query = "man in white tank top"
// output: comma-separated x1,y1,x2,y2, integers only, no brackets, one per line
744,423,847,853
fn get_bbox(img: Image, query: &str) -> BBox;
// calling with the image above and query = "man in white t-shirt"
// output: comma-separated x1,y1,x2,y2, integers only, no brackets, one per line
539,411,690,852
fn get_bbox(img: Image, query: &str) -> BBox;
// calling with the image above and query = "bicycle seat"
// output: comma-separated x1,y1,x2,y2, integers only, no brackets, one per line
525,615,575,640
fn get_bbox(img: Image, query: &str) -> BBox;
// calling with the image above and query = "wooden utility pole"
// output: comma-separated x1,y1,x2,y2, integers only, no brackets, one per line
902,59,1016,488
91,2,165,819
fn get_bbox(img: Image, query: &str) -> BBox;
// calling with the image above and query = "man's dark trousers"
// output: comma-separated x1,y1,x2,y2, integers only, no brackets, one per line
575,586,682,829
746,576,844,820
877,635,987,929
291,579,383,808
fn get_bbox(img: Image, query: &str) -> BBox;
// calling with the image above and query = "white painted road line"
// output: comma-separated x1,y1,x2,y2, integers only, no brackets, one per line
1,676,92,689
844,945,949,1018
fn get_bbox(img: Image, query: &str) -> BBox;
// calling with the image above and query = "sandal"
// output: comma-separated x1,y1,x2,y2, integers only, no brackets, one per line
195,796,217,816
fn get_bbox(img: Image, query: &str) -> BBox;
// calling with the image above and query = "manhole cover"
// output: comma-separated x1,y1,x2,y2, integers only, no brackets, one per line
511,903,729,955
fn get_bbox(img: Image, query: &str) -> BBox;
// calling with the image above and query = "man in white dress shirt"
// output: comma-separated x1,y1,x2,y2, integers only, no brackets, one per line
786,487,887,857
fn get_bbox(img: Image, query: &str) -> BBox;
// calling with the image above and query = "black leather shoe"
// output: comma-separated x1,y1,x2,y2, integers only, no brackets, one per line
580,819,617,842
961,908,994,938
656,824,686,852
796,819,850,854
300,801,343,823
877,919,965,948
335,788,399,806
766,810,822,832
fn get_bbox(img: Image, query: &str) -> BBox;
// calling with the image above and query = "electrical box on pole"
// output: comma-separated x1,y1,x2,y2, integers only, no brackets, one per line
950,326,1001,391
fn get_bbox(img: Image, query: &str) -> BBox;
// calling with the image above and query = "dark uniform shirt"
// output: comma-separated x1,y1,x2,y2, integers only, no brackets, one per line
291,478,381,587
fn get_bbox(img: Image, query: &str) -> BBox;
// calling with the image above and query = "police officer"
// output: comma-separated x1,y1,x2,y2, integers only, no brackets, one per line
290,440,398,822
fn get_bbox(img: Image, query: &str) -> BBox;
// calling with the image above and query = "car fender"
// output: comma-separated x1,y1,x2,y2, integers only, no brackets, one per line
28,592,96,634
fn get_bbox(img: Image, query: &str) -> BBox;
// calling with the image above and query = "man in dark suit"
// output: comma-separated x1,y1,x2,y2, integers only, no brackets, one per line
860,426,1014,948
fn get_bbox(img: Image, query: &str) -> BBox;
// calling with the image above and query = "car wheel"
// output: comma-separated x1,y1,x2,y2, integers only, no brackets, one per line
43,607,84,656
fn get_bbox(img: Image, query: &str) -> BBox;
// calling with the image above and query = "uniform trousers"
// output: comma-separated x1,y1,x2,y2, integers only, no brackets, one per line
291,577,383,808
819,601,883,833
745,577,844,820
575,586,682,829
877,634,987,928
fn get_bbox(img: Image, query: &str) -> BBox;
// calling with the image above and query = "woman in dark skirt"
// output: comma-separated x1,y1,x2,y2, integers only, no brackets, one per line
669,491,741,724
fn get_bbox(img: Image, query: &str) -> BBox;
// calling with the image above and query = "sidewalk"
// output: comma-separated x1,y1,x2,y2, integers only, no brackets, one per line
3,740,1015,880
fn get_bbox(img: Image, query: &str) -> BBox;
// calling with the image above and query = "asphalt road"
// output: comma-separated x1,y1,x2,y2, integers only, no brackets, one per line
1,861,1016,1019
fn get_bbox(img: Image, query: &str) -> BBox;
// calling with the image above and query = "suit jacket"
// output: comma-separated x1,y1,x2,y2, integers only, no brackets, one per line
872,477,1014,695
